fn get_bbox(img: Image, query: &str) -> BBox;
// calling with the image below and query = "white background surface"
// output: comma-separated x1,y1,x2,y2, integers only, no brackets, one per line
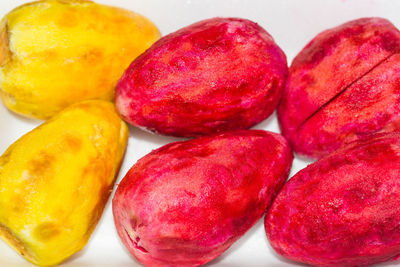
1,0,400,266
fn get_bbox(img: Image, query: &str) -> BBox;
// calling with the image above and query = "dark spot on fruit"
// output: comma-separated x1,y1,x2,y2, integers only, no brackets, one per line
130,216,144,230
0,20,11,67
34,222,61,241
28,151,55,176
379,31,400,53
63,134,82,152
300,74,315,86
301,34,341,67
172,158,196,172
192,147,216,158
86,185,112,237
82,157,106,179
0,149,12,167
125,229,148,253
82,49,103,63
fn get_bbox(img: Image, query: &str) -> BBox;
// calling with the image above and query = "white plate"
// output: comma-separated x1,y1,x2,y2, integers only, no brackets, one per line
1,0,400,266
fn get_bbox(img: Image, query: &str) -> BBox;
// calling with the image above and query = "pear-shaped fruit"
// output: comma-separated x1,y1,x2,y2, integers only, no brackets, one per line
0,0,160,119
115,17,287,137
113,130,292,267
266,132,400,266
0,100,128,266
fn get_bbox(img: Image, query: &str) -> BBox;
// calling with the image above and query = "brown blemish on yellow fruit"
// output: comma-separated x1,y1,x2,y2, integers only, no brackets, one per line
34,222,61,241
0,149,12,167
85,184,112,237
0,223,32,259
0,19,11,67
62,134,82,152
82,49,103,64
82,157,106,179
27,151,55,176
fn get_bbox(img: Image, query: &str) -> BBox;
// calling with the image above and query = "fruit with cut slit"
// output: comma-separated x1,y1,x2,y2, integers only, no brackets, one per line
0,0,160,119
265,132,400,266
278,17,400,158
113,130,293,266
0,100,128,266
115,17,288,137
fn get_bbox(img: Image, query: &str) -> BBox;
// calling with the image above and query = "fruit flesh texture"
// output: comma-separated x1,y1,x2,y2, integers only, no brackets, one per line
115,17,288,137
113,130,293,267
0,100,128,266
0,0,160,119
278,17,400,158
265,132,400,267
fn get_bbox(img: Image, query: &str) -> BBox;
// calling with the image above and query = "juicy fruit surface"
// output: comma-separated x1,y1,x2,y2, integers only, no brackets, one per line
0,0,160,119
265,132,400,267
113,130,293,267
0,100,128,266
116,17,288,137
278,17,400,158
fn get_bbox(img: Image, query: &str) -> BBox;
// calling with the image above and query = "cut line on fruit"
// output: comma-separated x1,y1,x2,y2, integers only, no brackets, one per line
296,52,398,131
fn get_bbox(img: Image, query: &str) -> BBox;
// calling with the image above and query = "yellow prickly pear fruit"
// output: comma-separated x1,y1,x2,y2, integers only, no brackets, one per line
0,100,128,266
0,0,160,119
